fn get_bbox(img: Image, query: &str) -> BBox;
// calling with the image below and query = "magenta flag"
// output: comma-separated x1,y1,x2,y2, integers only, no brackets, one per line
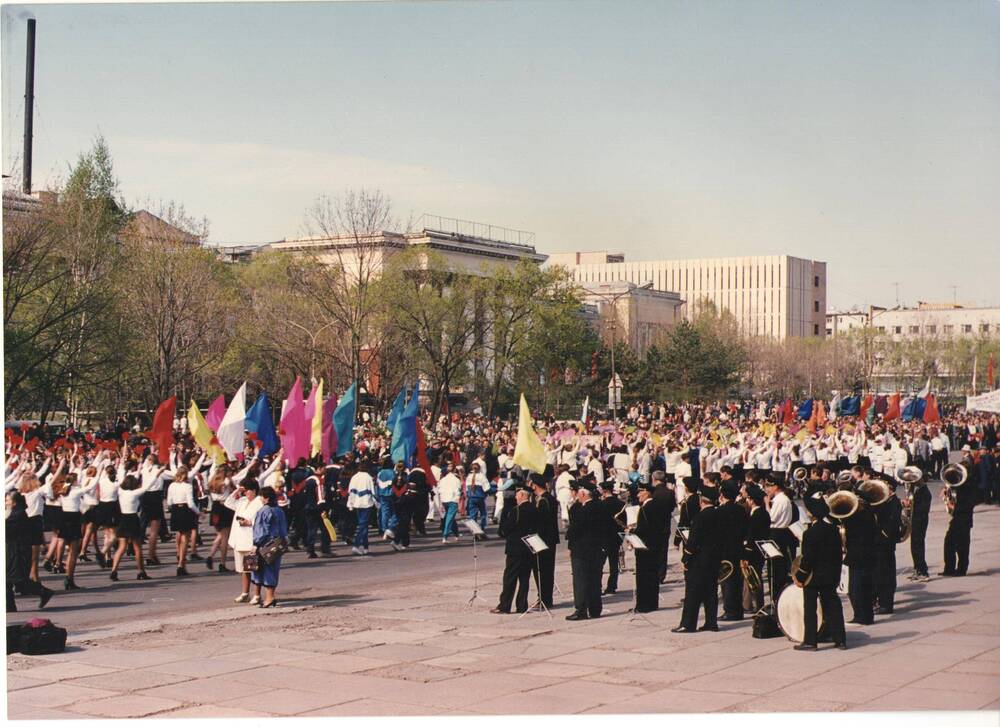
205,395,226,431
321,396,338,461
279,377,309,465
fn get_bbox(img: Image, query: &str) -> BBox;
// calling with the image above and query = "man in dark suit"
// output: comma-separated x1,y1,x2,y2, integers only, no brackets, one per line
673,476,701,551
673,483,723,633
793,493,848,650
941,475,980,577
491,485,537,614
632,483,667,612
742,483,771,613
600,482,625,594
566,481,610,620
842,492,877,625
717,480,749,620
530,472,560,608
651,471,677,583
871,489,903,614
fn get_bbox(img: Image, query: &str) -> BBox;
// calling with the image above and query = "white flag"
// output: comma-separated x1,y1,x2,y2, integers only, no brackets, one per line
972,356,978,394
917,377,930,399
217,382,247,459
581,396,589,424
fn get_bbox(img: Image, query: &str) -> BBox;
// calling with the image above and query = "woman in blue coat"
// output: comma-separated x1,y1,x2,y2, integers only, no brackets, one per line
252,486,288,608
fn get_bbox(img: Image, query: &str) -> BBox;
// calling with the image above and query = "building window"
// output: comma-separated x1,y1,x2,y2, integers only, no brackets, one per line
813,324,819,336
963,324,972,333
981,323,990,333
826,328,833,336
814,275,819,287
878,326,886,333
894,326,902,334
944,324,954,333
909,325,920,334
814,301,820,313
926,325,936,334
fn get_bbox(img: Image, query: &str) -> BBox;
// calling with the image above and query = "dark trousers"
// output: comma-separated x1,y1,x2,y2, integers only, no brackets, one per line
531,547,556,607
848,565,874,624
943,521,971,575
770,529,797,595
721,564,744,618
498,553,532,612
910,516,929,575
412,492,429,534
874,544,897,611
679,566,718,629
931,450,947,478
289,507,306,547
334,505,356,544
634,549,661,612
394,500,413,547
604,543,621,592
303,510,330,554
657,536,671,583
571,552,603,617
803,584,846,646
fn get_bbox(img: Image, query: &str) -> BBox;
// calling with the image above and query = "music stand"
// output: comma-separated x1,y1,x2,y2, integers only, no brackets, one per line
755,539,783,616
518,535,553,620
463,519,486,608
620,533,655,627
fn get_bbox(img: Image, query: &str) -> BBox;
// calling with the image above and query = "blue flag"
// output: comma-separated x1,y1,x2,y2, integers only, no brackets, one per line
902,396,926,422
245,393,279,457
840,395,861,417
391,382,420,465
333,382,357,457
797,399,814,421
386,387,406,435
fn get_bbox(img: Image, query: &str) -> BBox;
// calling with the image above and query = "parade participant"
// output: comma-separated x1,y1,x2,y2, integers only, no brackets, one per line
673,476,701,554
6,491,55,611
842,490,877,625
717,479,749,621
904,471,931,582
565,480,607,620
251,486,288,608
225,479,264,603
763,476,796,594
90,456,124,569
741,483,770,613
392,469,420,550
599,481,624,595
632,483,665,612
205,466,235,572
166,462,202,577
554,463,574,525
464,461,489,534
301,463,331,558
436,465,462,543
792,493,847,651
15,469,49,584
139,454,168,566
871,485,903,614
940,464,979,577
530,472,559,609
407,465,430,535
110,471,161,582
347,461,376,555
651,470,677,584
56,466,99,590
673,483,722,633
492,484,537,614
375,457,397,541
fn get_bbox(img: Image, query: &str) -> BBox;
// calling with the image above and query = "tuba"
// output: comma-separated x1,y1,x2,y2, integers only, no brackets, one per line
718,560,735,584
827,489,861,552
792,467,808,484
857,479,893,507
835,470,854,487
941,463,967,516
896,466,924,543
740,559,762,595
790,555,812,587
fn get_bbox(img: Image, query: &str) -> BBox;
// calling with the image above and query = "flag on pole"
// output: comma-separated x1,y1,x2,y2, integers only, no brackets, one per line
916,377,931,399
829,392,841,422
581,396,590,426
858,394,874,422
309,379,324,457
280,377,310,465
797,399,814,421
321,395,338,462
415,417,436,487
391,383,420,465
333,382,357,458
513,393,547,474
923,392,940,423
884,392,901,422
149,396,176,464
245,393,280,458
386,387,406,436
782,398,795,425
204,395,226,431
188,400,227,464
217,382,247,460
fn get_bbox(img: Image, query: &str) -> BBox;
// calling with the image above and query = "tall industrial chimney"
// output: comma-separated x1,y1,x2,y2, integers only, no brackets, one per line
23,18,36,195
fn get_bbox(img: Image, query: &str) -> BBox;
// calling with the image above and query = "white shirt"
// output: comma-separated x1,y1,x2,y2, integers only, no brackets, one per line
166,479,199,511
769,490,794,529
347,471,376,509
225,492,265,551
587,457,605,483
118,478,156,515
437,472,462,504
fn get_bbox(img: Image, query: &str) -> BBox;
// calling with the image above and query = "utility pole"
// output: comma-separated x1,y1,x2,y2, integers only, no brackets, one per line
23,18,36,195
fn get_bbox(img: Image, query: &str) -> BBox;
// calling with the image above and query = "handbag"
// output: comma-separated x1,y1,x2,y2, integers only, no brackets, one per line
258,536,288,565
243,551,261,572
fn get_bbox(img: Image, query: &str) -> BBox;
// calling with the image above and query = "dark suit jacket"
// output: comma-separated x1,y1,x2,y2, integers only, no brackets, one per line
798,518,843,588
743,505,771,562
717,501,749,562
534,492,561,547
567,498,609,560
634,498,667,552
843,508,877,569
683,504,723,572
872,496,903,545
499,501,537,557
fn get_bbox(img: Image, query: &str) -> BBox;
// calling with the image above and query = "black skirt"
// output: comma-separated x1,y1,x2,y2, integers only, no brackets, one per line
82,506,99,525
140,491,164,522
26,516,45,546
59,511,83,542
210,502,235,530
169,504,197,533
92,501,121,528
116,513,143,540
42,504,62,533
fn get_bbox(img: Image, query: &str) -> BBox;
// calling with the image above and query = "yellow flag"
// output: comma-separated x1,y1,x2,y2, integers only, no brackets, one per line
311,379,324,457
188,401,227,465
513,393,548,474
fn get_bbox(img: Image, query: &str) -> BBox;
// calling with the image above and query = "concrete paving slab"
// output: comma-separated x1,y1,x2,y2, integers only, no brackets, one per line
153,656,254,679
584,686,749,713
509,661,605,678
297,698,447,716
7,705,94,720
4,673,52,691
18,661,118,682
8,683,121,709
908,670,1000,696
160,705,274,718
134,673,263,703
214,686,354,715
854,685,999,711
66,669,193,693
66,694,186,718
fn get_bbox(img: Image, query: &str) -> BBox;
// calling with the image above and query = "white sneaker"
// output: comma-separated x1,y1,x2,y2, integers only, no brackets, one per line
248,595,261,606
351,546,362,555
442,538,448,544
391,543,402,552
384,530,395,540
361,547,370,555
234,592,249,603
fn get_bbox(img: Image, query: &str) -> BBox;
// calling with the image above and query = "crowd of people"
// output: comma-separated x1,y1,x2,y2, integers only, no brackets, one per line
5,400,998,650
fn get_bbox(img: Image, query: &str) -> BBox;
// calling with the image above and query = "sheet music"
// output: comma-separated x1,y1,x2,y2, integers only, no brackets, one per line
757,540,782,559
789,521,806,542
522,534,549,554
625,505,640,527
463,519,484,536
625,533,647,550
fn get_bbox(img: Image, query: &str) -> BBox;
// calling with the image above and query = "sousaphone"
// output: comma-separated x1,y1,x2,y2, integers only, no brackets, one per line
942,463,968,489
857,479,893,507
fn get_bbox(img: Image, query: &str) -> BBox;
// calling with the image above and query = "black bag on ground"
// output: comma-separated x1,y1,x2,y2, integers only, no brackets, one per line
7,624,22,654
751,611,783,639
16,618,68,655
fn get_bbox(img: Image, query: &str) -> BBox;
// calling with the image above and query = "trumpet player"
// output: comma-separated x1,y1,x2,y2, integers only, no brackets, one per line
717,480,748,621
940,459,978,577
793,493,847,651
871,484,903,615
741,484,770,613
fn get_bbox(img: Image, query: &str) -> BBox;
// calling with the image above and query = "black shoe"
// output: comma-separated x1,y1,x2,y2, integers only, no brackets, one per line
64,578,81,591
109,571,119,582
937,570,955,576
719,615,742,622
79,553,91,562
38,587,54,609
189,553,203,562
176,567,189,577
834,642,848,650
205,557,213,570
490,607,510,614
96,551,108,569
218,564,229,572
42,559,53,573
145,558,161,567
794,643,818,651
697,624,720,632
565,612,589,621
671,626,696,633
875,607,893,615
307,552,318,559
589,613,602,619
54,564,66,574
137,571,149,580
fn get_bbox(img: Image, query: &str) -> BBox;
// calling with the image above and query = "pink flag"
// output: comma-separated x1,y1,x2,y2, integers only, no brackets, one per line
205,395,226,431
279,377,310,465
321,395,338,461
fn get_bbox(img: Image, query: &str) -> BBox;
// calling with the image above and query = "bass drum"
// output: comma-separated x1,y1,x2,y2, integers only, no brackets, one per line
776,585,823,643
837,565,850,596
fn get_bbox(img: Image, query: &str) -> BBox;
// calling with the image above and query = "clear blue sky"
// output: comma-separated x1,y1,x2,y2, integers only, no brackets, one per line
3,1,999,310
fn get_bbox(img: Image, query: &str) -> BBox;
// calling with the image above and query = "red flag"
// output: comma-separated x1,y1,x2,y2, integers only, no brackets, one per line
884,393,901,422
148,396,177,464
990,353,996,390
858,394,873,421
923,392,940,423
415,418,436,487
782,398,795,425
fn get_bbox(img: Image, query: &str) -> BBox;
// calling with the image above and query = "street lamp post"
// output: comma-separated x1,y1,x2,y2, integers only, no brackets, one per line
284,320,338,383
590,281,653,423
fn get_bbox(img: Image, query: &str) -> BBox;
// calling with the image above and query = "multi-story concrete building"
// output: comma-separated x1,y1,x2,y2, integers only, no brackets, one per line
827,303,1000,340
548,252,826,339
579,281,685,355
